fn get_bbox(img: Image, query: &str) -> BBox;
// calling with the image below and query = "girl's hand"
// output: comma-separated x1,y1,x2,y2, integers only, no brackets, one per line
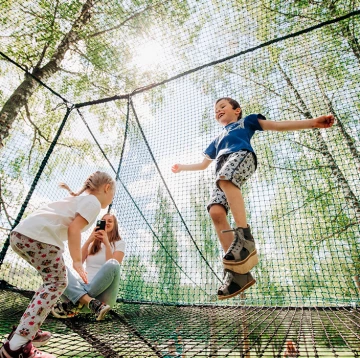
171,164,182,173
94,230,110,246
73,261,88,284
313,114,335,128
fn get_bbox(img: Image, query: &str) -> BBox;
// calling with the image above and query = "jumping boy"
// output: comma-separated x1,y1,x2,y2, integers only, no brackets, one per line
172,97,334,300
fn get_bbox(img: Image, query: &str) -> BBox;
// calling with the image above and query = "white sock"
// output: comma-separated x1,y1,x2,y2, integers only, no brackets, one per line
9,333,28,351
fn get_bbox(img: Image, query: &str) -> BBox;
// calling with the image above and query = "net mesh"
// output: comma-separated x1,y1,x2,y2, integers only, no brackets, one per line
0,0,359,356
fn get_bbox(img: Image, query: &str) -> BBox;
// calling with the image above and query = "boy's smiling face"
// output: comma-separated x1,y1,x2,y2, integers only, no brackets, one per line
215,99,241,126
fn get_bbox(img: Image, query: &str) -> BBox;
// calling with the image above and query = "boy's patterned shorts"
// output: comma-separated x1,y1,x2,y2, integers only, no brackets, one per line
207,150,256,213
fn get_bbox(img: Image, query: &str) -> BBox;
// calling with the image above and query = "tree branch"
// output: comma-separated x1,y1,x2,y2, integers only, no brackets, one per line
28,124,38,170
59,67,84,76
23,103,73,149
221,66,306,116
0,179,14,227
34,0,60,69
0,0,96,146
261,3,321,23
288,139,327,154
315,221,359,243
272,188,334,220
266,164,334,171
88,5,153,38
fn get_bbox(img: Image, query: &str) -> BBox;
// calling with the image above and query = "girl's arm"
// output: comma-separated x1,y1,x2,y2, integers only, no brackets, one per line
81,228,97,263
172,157,212,173
94,230,125,263
259,114,334,131
68,214,89,283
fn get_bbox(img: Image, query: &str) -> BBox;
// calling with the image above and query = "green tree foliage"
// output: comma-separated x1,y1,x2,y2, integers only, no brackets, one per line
0,0,193,145
152,187,180,302
0,0,358,307
191,0,359,304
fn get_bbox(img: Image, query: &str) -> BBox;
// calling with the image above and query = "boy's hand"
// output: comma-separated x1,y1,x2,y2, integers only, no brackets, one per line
313,114,335,128
73,261,88,284
171,164,182,173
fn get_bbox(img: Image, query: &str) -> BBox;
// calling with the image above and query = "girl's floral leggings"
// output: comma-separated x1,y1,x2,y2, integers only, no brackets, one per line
10,232,67,340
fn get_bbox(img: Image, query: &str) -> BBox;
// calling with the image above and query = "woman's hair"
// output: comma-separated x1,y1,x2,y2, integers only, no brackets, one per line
216,97,242,119
59,171,115,197
89,214,121,256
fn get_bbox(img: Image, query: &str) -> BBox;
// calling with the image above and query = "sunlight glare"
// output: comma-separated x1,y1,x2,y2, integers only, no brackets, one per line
133,40,165,70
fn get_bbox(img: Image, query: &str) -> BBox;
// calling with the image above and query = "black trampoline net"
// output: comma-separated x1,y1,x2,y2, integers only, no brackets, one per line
0,0,359,356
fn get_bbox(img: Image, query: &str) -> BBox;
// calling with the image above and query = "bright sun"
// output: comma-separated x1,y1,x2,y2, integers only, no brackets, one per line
133,40,166,70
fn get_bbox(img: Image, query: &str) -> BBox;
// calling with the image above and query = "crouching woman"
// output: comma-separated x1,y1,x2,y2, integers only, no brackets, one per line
52,213,125,321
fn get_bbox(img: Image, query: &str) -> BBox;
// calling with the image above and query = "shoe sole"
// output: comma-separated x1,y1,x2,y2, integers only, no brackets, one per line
51,310,77,319
223,250,258,274
33,338,51,348
96,305,111,321
218,279,256,300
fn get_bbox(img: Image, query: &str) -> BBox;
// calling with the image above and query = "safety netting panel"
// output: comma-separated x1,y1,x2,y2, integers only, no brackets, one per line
111,13,360,306
0,1,359,308
1,290,359,357
0,100,120,291
1,1,358,104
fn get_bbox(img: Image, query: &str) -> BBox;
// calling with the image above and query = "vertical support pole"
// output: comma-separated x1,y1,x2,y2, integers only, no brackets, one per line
108,96,130,213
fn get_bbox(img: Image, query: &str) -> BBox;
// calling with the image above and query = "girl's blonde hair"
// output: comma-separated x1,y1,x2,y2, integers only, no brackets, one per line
59,171,115,196
89,214,121,256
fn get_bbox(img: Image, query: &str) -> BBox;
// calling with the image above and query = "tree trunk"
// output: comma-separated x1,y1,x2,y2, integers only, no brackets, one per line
278,63,360,222
331,5,360,65
0,0,95,146
316,72,360,169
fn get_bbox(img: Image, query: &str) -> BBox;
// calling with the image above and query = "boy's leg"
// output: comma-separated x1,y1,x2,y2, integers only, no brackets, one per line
208,204,234,252
207,188,256,300
216,152,258,274
218,180,247,228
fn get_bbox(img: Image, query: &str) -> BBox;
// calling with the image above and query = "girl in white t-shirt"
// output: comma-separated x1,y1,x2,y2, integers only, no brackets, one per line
51,213,125,321
1,172,115,358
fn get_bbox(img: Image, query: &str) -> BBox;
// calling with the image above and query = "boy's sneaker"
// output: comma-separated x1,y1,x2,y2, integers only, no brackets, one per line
218,270,256,300
3,326,51,348
51,300,79,319
88,299,111,321
222,225,258,274
0,340,55,358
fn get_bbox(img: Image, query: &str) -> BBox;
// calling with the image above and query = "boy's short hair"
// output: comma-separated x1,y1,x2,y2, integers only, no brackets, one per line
216,97,243,120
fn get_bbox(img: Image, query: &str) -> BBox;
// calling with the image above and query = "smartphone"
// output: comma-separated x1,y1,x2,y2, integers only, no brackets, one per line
95,219,106,231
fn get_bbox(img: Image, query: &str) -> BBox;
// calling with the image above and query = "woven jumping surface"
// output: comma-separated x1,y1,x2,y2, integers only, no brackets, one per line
0,290,358,358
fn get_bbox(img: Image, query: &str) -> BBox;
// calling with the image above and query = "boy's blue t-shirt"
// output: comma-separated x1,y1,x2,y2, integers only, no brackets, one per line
203,113,266,160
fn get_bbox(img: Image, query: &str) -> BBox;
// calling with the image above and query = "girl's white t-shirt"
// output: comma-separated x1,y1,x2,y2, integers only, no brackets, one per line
14,195,101,250
86,240,125,282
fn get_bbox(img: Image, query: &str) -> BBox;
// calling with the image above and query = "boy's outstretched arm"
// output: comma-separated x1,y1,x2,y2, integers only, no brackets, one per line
259,114,335,131
172,157,212,173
